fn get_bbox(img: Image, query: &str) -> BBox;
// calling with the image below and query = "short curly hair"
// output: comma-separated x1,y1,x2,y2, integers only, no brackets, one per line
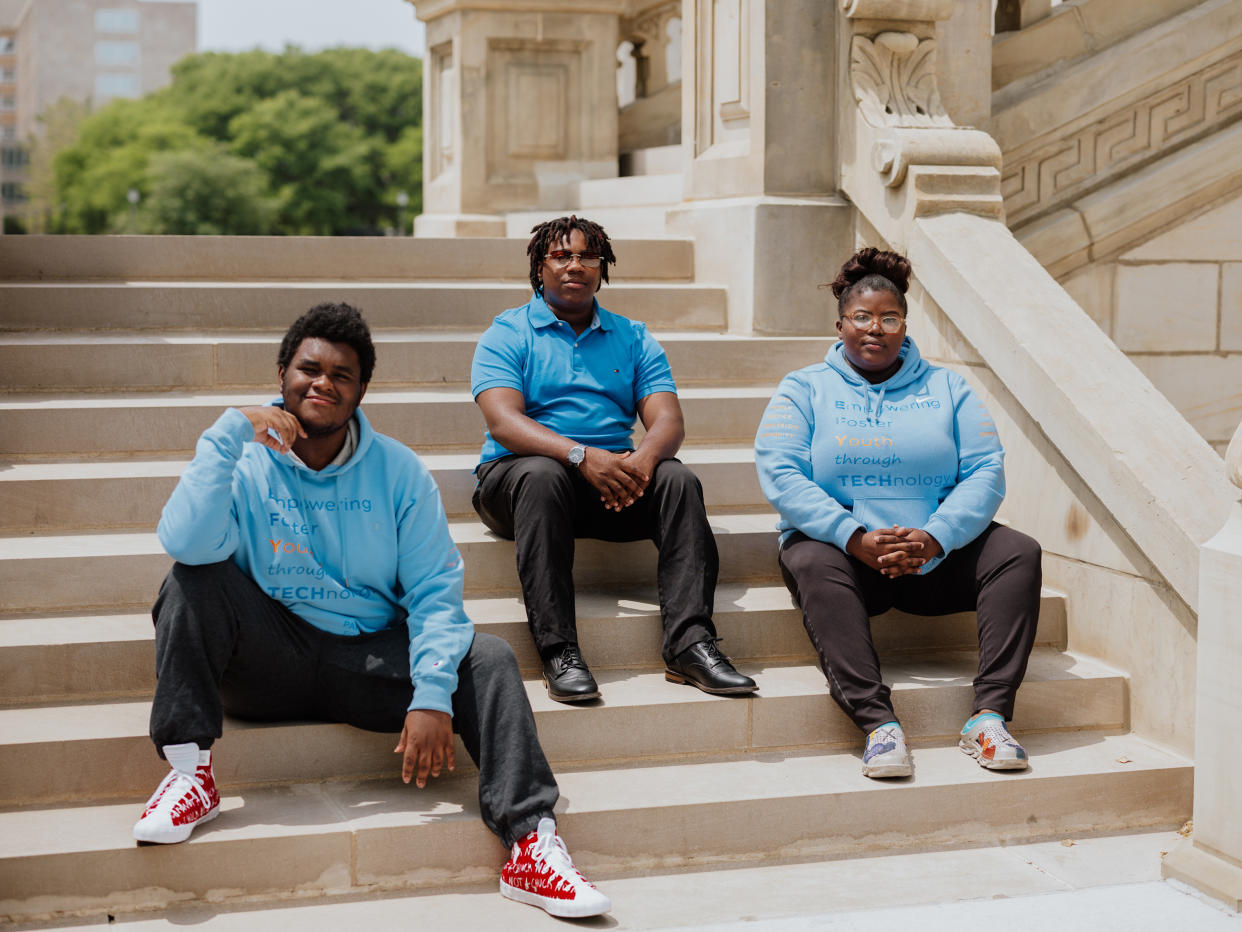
277,302,376,384
526,215,617,295
830,247,912,316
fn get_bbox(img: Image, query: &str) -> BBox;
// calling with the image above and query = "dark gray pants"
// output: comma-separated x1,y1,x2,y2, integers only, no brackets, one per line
150,560,559,846
472,455,717,664
778,523,1042,733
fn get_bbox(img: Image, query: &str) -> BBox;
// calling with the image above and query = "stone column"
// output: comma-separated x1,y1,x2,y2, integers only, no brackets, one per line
411,0,624,237
666,0,851,334
1162,424,1242,911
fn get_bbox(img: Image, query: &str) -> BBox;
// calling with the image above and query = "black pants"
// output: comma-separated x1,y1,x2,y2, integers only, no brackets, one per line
778,523,1042,733
149,560,559,846
472,455,718,664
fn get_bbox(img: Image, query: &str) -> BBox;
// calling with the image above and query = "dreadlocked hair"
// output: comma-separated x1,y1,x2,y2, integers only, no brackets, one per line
830,247,912,316
526,215,617,295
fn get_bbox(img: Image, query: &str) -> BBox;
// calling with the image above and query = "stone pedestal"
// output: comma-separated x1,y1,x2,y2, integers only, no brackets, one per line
669,0,851,334
1162,487,1242,913
411,0,624,236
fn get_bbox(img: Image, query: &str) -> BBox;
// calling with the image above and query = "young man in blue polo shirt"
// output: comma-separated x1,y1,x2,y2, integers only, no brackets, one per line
470,216,757,703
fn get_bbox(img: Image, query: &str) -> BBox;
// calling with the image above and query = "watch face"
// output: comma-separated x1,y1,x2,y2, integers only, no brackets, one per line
569,445,585,465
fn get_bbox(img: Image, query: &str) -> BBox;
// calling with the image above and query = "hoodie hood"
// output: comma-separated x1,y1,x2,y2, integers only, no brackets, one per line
824,337,928,425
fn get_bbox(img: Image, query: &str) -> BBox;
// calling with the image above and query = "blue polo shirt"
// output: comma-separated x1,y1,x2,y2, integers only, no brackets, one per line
470,293,678,467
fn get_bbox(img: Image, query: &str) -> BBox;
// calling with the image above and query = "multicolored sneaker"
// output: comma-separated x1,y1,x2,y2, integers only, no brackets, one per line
862,722,913,778
500,817,611,918
959,713,1029,770
132,742,220,844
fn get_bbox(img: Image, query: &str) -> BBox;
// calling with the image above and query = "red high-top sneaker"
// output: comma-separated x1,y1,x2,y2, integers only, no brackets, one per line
133,742,220,844
500,817,611,917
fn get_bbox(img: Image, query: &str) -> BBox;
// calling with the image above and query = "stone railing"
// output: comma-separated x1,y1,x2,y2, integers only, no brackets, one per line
1162,418,1242,910
838,0,1238,764
617,0,681,153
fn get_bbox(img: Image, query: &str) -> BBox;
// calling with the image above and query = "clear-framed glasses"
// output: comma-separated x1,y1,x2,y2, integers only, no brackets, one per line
545,251,603,269
842,311,904,333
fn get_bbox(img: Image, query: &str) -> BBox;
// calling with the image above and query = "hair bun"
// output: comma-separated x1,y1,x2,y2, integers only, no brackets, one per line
830,247,912,299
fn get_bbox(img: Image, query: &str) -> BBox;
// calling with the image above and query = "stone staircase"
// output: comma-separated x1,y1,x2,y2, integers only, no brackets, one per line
0,235,1191,923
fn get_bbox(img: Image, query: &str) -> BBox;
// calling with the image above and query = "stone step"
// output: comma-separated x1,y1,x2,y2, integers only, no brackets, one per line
0,282,725,332
0,445,771,531
0,587,1069,704
0,235,695,283
0,331,826,393
575,173,682,208
0,649,1125,808
0,386,773,457
0,732,1191,923
505,207,672,239
620,144,682,176
0,512,780,614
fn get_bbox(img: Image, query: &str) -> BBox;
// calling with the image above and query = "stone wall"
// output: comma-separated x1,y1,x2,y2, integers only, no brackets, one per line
1058,192,1242,455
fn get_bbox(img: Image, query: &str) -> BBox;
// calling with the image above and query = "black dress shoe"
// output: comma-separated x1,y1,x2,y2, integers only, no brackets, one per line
665,639,757,695
542,644,600,702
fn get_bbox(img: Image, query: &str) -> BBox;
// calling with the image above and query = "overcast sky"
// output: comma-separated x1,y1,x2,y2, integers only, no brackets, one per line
172,0,426,57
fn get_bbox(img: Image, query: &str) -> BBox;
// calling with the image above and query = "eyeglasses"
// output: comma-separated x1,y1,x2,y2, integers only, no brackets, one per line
841,311,905,333
545,251,604,269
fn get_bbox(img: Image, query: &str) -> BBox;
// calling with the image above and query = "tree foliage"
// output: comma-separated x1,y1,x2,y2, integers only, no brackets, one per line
49,46,422,235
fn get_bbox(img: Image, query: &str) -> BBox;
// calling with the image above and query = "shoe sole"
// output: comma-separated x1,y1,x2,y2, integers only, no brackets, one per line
500,880,611,918
542,674,600,702
862,762,913,779
133,804,219,845
958,737,1030,770
664,670,758,695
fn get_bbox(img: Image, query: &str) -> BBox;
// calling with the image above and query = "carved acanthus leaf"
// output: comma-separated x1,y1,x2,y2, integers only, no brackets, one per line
851,33,952,129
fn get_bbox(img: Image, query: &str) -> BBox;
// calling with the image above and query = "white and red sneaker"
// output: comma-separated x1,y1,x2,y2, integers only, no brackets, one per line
499,817,611,918
133,742,220,844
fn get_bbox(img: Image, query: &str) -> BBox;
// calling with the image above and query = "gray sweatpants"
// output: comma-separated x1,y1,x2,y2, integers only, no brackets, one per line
149,560,559,846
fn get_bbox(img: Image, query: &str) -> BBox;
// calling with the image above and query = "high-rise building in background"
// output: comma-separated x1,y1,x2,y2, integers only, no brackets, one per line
0,0,197,229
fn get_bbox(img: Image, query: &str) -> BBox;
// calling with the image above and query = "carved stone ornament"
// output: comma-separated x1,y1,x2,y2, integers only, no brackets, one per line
1226,420,1242,490
851,32,952,130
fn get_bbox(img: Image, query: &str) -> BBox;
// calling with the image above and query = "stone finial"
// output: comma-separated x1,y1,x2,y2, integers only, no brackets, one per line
1227,421,1242,490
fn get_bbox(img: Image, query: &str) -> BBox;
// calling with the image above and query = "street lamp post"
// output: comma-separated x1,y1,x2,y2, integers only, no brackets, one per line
126,187,140,232
396,190,409,236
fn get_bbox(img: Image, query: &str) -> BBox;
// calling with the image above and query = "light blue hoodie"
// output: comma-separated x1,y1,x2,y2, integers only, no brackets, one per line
158,405,473,715
754,337,1004,574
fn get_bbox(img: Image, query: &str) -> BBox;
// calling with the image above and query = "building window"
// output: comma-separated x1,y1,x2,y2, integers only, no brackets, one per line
1,67,14,82
1,125,15,142
0,37,14,54
94,73,140,99
0,96,14,112
1,181,25,202
1,146,27,167
95,9,140,34
96,40,140,66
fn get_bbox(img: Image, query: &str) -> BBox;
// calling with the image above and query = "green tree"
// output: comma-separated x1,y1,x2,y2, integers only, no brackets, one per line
25,97,91,232
140,147,276,234
50,46,423,235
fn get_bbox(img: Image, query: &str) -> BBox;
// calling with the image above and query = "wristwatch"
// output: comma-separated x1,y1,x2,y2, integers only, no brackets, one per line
567,444,586,467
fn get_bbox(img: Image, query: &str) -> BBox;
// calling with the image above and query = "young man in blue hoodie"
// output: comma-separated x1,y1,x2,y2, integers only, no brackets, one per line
134,303,610,919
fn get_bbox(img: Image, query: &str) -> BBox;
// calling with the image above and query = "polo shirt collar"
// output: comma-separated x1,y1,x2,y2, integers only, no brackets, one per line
529,292,609,332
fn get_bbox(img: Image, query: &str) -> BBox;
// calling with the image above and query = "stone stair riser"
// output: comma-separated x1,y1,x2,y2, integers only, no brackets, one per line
0,395,766,456
0,236,695,283
0,284,725,332
0,338,826,393
0,753,1192,924
0,594,1068,704
0,669,1126,807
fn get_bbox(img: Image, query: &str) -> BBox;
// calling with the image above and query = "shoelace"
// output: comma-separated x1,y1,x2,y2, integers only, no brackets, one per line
977,720,1016,744
529,831,583,893
555,644,588,671
144,767,212,816
699,637,732,665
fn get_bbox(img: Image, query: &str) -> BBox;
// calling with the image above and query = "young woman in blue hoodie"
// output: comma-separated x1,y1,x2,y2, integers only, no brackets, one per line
755,248,1042,779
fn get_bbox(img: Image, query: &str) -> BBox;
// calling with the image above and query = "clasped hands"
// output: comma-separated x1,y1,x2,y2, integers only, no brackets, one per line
579,446,656,512
847,525,943,578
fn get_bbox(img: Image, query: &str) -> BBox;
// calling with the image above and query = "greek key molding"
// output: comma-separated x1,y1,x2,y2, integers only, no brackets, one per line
1003,49,1242,225
851,32,953,129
